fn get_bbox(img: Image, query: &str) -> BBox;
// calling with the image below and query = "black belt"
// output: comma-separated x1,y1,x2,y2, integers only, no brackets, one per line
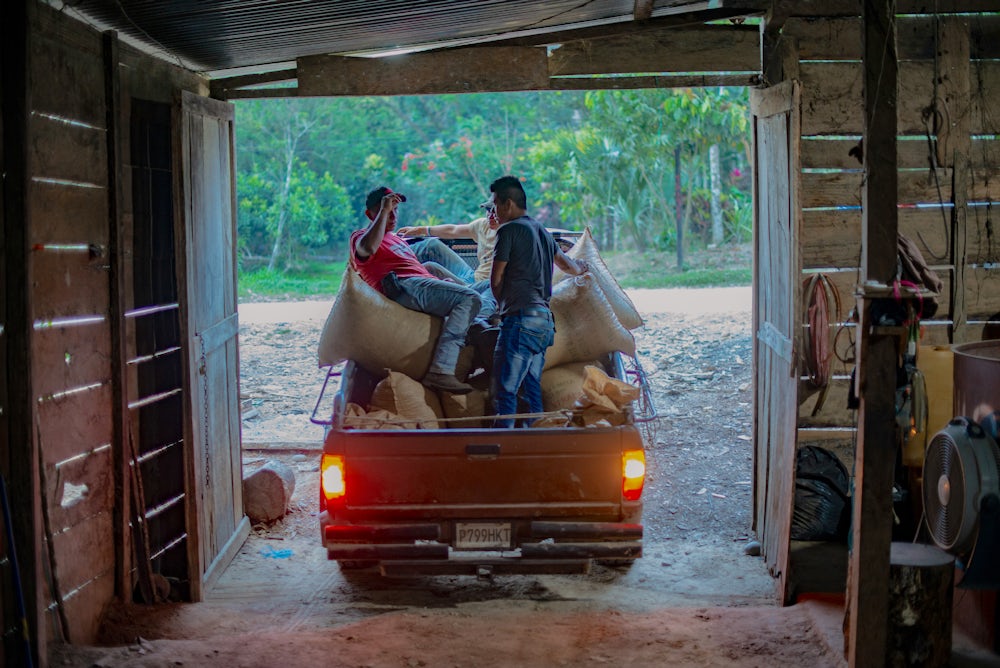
507,306,551,319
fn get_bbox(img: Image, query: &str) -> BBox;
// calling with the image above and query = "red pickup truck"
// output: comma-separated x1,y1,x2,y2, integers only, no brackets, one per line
311,352,653,576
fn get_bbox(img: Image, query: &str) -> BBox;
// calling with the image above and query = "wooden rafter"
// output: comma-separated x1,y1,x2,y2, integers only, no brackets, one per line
634,0,655,22
220,21,762,100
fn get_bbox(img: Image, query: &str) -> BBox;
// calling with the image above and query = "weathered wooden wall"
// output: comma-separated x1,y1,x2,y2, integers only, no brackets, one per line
26,1,209,645
29,3,116,643
782,10,1000,644
786,12,1000,439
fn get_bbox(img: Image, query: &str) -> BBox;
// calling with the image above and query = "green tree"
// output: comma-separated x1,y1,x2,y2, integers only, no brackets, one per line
233,87,751,274
237,98,358,267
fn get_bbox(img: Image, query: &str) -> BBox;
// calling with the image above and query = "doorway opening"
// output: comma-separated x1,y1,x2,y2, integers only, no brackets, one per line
230,88,765,607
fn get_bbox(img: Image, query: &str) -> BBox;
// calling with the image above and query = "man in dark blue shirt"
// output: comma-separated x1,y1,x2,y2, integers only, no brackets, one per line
485,176,587,428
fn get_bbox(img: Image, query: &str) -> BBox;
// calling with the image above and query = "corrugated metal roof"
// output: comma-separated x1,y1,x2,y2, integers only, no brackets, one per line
62,0,765,75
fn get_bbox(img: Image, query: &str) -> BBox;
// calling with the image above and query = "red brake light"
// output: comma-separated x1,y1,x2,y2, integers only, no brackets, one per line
622,450,645,501
321,454,346,502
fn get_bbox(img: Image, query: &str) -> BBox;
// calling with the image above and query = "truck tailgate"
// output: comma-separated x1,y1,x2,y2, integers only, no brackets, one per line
330,426,636,521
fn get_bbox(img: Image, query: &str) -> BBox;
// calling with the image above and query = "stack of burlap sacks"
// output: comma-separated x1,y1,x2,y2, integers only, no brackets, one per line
317,229,643,428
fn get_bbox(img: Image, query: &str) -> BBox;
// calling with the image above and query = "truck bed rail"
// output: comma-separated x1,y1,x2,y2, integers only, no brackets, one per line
311,352,655,428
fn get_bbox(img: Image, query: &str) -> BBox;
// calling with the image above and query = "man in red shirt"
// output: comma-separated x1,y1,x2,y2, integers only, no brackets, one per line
350,186,481,394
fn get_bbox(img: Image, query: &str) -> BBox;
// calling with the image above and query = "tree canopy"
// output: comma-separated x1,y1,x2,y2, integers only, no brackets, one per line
234,87,751,269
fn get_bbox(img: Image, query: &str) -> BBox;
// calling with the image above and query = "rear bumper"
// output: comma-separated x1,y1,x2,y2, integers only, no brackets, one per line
321,514,643,573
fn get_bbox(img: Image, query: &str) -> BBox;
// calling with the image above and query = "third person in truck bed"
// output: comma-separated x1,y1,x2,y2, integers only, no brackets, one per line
398,212,500,321
485,175,587,428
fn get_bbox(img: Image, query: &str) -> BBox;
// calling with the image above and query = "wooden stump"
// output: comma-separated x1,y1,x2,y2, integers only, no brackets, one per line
887,542,955,667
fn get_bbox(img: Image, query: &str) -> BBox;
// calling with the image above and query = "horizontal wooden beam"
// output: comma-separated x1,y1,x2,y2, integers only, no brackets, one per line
801,137,1000,171
800,168,1000,209
786,15,1000,61
297,46,549,96
221,87,298,100
778,0,995,16
800,60,1000,136
227,71,762,99
210,68,296,99
494,5,767,48
801,208,961,270
549,26,759,76
551,73,761,90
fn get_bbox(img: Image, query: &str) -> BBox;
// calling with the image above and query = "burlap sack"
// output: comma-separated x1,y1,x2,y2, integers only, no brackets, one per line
531,414,573,428
553,228,643,330
546,273,636,370
438,389,489,428
573,364,641,427
370,370,442,429
317,269,440,378
342,402,410,430
541,361,593,411
580,364,640,410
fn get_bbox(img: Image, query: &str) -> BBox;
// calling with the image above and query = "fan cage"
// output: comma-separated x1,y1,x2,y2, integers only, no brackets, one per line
923,420,1000,557
924,429,965,551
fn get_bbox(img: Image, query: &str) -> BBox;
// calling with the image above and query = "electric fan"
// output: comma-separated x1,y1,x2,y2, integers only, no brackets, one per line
922,416,1000,589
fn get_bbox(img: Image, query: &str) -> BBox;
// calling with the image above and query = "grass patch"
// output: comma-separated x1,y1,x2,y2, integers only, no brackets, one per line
237,244,752,301
620,267,752,289
239,260,346,302
603,244,752,289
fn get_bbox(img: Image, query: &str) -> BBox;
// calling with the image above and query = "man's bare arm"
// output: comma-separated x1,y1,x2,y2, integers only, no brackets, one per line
355,193,401,259
554,248,587,276
397,222,476,240
491,259,508,302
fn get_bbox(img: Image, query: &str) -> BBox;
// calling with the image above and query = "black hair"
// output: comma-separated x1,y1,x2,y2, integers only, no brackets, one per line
365,186,391,212
489,175,527,210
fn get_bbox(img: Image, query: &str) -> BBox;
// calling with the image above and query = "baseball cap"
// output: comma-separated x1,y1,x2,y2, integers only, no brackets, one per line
365,186,407,211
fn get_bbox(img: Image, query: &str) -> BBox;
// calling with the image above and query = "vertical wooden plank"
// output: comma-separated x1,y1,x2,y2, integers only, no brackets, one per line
103,29,131,603
751,80,799,604
761,17,783,86
751,109,763,533
939,18,972,343
849,2,898,666
3,0,44,664
172,92,200,601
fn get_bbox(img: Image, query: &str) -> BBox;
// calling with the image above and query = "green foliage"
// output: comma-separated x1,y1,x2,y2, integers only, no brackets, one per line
622,266,752,289
239,259,346,301
234,86,753,280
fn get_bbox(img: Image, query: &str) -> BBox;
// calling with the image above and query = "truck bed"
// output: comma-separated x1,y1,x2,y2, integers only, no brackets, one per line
312,355,650,576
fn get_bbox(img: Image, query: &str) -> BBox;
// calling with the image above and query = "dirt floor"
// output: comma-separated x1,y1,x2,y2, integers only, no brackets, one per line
51,287,849,667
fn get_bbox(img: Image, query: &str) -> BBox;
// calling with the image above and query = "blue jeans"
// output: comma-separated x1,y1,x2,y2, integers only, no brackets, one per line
411,238,476,284
470,279,497,321
491,310,555,428
394,276,481,376
413,239,496,320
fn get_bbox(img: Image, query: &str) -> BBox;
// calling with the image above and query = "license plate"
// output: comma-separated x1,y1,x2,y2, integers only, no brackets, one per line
454,522,511,550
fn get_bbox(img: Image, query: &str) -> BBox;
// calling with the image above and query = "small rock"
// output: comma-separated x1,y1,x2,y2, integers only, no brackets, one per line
743,540,762,556
292,453,308,462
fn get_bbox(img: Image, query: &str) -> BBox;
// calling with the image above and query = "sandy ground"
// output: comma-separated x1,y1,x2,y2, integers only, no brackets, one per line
235,286,753,324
